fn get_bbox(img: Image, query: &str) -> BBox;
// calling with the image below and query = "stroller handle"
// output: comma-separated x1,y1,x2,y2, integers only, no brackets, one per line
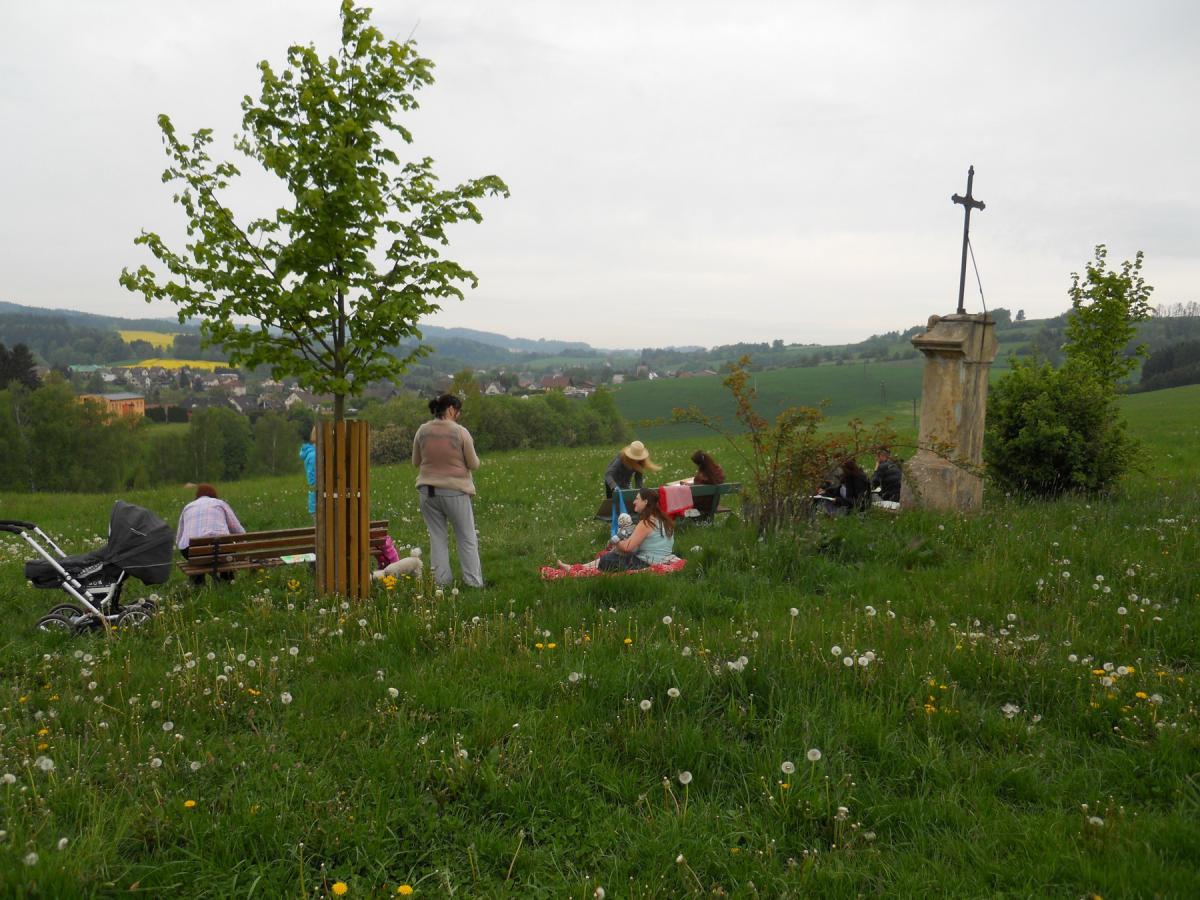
0,522,31,534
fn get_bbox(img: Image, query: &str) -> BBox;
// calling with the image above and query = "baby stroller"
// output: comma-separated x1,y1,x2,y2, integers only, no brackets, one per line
1,500,175,633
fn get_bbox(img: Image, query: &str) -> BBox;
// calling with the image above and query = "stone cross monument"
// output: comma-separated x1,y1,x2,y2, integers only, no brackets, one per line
901,167,999,513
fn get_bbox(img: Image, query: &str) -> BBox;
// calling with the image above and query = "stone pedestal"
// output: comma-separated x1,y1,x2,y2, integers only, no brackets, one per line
901,313,997,513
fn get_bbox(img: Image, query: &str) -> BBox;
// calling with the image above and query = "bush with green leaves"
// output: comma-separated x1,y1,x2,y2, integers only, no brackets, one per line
985,246,1151,497
984,358,1137,496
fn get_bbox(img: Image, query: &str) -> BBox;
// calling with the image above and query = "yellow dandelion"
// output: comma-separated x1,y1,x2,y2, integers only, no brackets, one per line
1126,666,1136,673
332,882,349,896
623,637,633,645
37,727,49,736
183,799,197,809
547,643,557,649
397,886,414,896
287,579,300,591
534,643,544,650
1135,691,1148,700
37,743,48,751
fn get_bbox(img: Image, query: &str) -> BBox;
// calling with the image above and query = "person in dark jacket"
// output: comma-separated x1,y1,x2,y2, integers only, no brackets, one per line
820,458,871,513
870,447,903,503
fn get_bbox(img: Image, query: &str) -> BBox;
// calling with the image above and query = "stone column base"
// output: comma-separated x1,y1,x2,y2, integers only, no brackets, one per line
901,450,983,513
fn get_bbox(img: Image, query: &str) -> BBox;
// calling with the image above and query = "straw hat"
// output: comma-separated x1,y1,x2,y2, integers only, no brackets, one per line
621,440,660,471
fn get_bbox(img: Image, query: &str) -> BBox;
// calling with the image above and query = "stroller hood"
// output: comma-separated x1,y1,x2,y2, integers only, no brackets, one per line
24,501,175,586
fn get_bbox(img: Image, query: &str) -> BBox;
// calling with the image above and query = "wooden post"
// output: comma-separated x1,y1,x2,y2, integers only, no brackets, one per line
315,420,371,598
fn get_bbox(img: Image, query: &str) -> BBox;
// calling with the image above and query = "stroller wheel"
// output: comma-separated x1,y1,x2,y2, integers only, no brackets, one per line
35,613,79,635
48,603,85,619
136,598,158,614
116,607,153,629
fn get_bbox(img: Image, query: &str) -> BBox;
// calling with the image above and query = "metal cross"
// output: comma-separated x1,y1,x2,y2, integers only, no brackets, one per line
951,165,986,315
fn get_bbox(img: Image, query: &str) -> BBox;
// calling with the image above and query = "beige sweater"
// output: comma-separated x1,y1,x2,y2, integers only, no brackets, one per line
412,419,480,495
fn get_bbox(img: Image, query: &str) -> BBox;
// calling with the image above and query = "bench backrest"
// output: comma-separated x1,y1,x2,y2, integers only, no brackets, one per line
612,483,741,504
185,520,389,568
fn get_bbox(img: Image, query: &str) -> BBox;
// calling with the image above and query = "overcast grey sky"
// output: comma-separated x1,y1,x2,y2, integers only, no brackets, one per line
2,1,1197,348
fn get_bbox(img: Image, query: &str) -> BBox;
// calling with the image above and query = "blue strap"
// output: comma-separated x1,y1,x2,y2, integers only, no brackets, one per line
610,489,628,539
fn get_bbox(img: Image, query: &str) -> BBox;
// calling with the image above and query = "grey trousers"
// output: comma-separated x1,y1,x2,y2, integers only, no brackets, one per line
418,488,484,587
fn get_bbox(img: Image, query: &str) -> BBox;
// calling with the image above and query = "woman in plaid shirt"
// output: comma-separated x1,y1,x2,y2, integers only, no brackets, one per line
176,484,246,585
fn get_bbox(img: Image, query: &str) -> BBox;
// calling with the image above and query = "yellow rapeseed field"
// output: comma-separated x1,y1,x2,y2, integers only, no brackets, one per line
118,330,178,349
122,358,225,370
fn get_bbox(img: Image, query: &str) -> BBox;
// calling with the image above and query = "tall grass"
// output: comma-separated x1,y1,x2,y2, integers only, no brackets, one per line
0,387,1196,896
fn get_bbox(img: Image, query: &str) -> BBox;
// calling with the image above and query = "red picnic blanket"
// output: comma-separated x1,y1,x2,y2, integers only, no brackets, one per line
540,556,687,580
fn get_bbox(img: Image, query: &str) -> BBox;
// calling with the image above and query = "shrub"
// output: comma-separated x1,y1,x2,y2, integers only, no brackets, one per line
984,358,1137,496
371,423,412,465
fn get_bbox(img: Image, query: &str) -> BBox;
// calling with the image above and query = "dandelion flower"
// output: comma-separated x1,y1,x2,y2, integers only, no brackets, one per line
162,721,174,733
568,672,582,684
388,687,400,699
2,773,17,784
842,657,854,667
662,615,673,625
790,607,799,617
24,852,38,866
865,605,877,617
397,887,414,896
332,882,349,896
781,761,796,775
857,656,869,667
1088,816,1104,827
190,761,202,772
57,837,69,850
831,645,842,656
280,692,293,705
640,699,652,711
1001,703,1020,719
183,799,196,808
806,748,822,762
593,889,605,900
150,758,162,769
1117,607,1128,616
623,637,633,645
675,853,685,864
667,687,680,699
34,756,55,772
678,771,692,785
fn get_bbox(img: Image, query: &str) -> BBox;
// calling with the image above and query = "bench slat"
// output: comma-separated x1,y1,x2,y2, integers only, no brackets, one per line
180,521,390,576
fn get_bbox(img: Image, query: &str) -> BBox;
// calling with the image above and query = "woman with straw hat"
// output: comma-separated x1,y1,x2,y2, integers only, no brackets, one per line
604,440,660,500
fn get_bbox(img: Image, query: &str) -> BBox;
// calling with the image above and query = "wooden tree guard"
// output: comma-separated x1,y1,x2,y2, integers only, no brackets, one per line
315,420,371,598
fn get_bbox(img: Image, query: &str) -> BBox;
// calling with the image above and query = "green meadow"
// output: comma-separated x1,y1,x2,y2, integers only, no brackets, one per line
0,386,1197,897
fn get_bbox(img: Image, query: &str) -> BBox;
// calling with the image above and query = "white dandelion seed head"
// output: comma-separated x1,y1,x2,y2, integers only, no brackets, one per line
662,615,673,625
738,656,749,668
781,760,796,775
1088,816,1104,827
289,646,299,656
2,773,16,784
865,605,877,617
667,687,680,699
1117,607,1128,615
1117,666,1129,676
23,851,38,866
387,687,400,698
280,692,293,705
831,645,842,656
594,888,606,900
857,656,869,667
681,646,692,657
150,758,162,769
675,853,685,864
807,748,822,762
678,771,692,785
1068,654,1078,663
1001,703,1020,719
162,721,174,732
790,607,799,617
34,756,55,772
568,672,582,684
842,657,854,667
57,837,68,851
190,761,202,772
640,699,652,711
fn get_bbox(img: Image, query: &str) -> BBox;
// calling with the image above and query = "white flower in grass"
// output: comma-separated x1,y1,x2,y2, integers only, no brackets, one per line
2,773,16,784
280,692,293,705
568,672,582,684
357,619,367,628
789,608,799,617
836,806,850,820
237,653,246,663
675,854,685,865
803,747,824,764
289,646,299,656
1088,816,1104,827
667,687,681,699
640,699,652,712
150,758,162,769
857,656,870,667
1149,694,1163,704
781,760,796,775
842,657,854,668
1068,654,1078,663
738,656,749,668
34,756,55,772
162,721,174,733
594,888,606,900
57,837,68,850
387,687,400,699
24,852,38,866
886,609,896,619
863,650,876,662
865,605,877,617
1000,703,1020,719
1117,607,1128,616
678,771,692,785
190,761,202,772
1116,666,1129,676
662,615,673,625
831,645,842,656
681,647,692,657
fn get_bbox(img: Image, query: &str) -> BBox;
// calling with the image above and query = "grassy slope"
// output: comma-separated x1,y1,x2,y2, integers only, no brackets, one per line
0,388,1196,896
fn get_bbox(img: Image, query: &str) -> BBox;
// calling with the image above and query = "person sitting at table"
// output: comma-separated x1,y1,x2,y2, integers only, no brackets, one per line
817,458,871,514
689,449,725,516
561,488,675,572
870,447,903,503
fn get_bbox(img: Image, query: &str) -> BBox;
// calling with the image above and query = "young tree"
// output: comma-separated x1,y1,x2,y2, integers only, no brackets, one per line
1063,244,1153,385
120,2,508,422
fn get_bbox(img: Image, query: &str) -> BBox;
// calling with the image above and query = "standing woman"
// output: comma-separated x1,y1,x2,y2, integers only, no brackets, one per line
299,425,317,516
604,440,660,498
412,393,484,588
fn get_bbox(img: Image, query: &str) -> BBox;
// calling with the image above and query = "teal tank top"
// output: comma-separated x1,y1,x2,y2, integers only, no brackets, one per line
637,521,675,563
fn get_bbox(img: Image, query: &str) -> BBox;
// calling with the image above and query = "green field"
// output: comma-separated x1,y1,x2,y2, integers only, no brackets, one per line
610,357,1033,442
0,387,1197,895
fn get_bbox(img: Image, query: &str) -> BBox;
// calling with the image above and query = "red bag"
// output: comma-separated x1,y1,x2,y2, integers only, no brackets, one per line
659,483,694,517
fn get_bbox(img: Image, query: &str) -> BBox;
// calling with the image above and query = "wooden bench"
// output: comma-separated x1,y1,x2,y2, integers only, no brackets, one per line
179,520,390,578
595,484,742,521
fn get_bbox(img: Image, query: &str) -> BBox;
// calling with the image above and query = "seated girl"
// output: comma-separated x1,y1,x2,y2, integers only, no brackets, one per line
561,488,675,572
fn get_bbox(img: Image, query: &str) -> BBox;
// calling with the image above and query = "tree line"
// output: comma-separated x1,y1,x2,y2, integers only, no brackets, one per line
0,377,628,494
